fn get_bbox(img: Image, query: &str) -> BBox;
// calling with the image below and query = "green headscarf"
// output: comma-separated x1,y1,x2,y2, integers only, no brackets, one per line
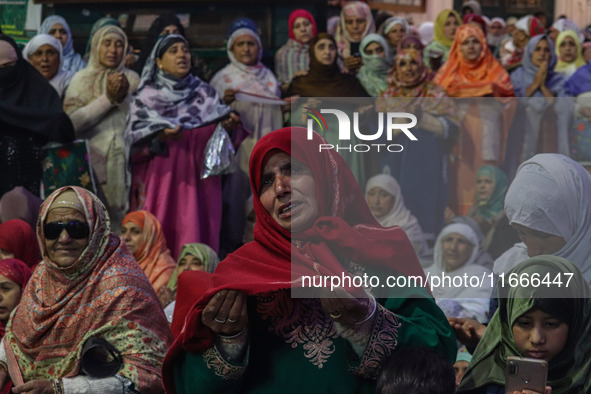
433,9,462,48
458,256,591,393
166,243,220,292
469,166,508,221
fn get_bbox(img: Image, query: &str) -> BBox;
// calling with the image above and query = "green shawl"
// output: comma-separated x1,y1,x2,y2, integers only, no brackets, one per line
167,243,220,292
458,256,591,393
468,166,508,221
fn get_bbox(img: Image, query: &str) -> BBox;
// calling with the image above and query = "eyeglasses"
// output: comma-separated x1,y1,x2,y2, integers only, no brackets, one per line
44,221,90,240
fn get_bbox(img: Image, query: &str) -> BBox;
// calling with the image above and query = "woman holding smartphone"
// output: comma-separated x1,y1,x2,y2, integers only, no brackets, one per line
457,256,591,393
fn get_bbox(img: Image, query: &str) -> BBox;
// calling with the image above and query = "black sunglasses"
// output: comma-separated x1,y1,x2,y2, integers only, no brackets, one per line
44,221,90,240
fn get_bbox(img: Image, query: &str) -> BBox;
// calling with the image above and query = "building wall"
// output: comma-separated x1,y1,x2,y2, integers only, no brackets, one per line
554,0,591,29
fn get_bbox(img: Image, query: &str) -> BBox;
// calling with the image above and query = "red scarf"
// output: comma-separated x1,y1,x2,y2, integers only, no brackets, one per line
163,128,426,392
0,219,41,268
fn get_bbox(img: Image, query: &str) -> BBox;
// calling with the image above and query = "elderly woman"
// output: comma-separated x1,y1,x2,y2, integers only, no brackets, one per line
126,34,245,257
377,45,458,240
274,9,317,90
121,210,176,294
380,16,409,56
334,1,376,73
38,15,86,73
424,9,462,70
434,24,515,216
425,222,493,323
0,34,74,198
162,127,456,393
365,173,427,256
64,26,139,228
22,34,73,98
0,219,40,268
0,186,172,393
0,259,31,337
356,33,392,97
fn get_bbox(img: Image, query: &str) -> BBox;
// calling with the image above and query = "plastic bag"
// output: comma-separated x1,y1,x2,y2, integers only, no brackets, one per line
201,123,237,179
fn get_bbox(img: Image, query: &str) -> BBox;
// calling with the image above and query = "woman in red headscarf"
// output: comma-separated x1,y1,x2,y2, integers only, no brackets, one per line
0,219,41,269
162,127,456,393
275,9,317,92
0,259,31,338
121,210,176,294
435,24,515,217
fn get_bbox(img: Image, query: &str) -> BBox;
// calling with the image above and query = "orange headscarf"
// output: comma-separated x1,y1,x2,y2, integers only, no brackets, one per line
434,24,514,97
122,210,176,293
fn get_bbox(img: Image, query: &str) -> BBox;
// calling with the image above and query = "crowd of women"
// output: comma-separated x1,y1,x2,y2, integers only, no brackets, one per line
1,0,591,392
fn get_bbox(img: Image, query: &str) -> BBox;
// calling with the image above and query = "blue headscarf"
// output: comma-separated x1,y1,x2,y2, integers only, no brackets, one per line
227,17,258,39
39,15,86,73
566,62,591,96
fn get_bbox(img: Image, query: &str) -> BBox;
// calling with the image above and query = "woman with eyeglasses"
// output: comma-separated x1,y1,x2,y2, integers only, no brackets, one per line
0,186,172,393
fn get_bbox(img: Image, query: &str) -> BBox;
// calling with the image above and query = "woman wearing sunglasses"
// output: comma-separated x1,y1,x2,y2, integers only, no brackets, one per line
0,186,172,393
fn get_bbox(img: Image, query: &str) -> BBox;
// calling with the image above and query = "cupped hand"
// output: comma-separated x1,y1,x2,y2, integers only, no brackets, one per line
202,290,248,336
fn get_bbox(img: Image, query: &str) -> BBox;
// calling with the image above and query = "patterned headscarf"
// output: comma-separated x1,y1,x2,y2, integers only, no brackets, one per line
39,15,86,72
434,24,514,97
5,187,173,391
334,1,376,59
126,34,231,147
0,258,32,291
166,243,220,292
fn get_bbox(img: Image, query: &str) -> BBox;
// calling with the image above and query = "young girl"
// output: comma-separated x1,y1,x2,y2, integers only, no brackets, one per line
457,256,591,393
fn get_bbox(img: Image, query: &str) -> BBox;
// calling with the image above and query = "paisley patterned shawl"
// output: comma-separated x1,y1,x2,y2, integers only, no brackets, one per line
4,186,173,393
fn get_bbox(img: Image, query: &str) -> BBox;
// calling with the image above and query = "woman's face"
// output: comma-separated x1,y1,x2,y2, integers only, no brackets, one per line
364,41,385,57
512,308,569,362
453,360,469,388
460,35,483,61
559,36,578,63
28,44,60,80
48,23,68,48
0,275,21,323
231,34,259,66
293,17,314,44
177,253,205,275
443,15,460,41
441,232,474,272
366,187,395,218
490,21,505,37
314,38,337,65
511,223,567,257
513,29,529,49
475,175,494,201
121,222,143,257
0,248,14,260
344,15,367,42
160,24,180,36
98,35,124,68
531,38,551,67
0,41,18,68
259,150,319,232
44,208,90,267
396,55,421,84
548,28,559,43
156,41,191,79
387,24,406,47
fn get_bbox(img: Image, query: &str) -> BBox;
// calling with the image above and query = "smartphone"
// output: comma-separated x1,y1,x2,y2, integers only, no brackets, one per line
505,356,548,394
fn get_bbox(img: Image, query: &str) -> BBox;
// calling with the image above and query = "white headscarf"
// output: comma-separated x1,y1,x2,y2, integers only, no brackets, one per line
365,174,426,248
495,154,591,283
38,15,86,73
22,34,73,98
418,22,435,45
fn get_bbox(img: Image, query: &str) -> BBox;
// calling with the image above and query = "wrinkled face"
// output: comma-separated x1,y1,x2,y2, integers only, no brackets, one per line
177,253,205,275
460,35,483,61
559,36,578,63
531,38,551,67
387,24,406,46
98,35,124,68
512,308,569,362
475,175,494,201
121,222,143,257
44,208,89,267
364,41,385,57
366,186,395,219
231,34,259,66
511,223,567,257
441,232,474,272
344,15,367,42
396,55,421,84
293,17,314,44
314,38,337,65
156,41,191,79
48,23,68,47
160,24,180,36
28,44,60,80
259,150,319,232
0,275,21,323
0,41,18,68
453,360,469,388
443,15,460,41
